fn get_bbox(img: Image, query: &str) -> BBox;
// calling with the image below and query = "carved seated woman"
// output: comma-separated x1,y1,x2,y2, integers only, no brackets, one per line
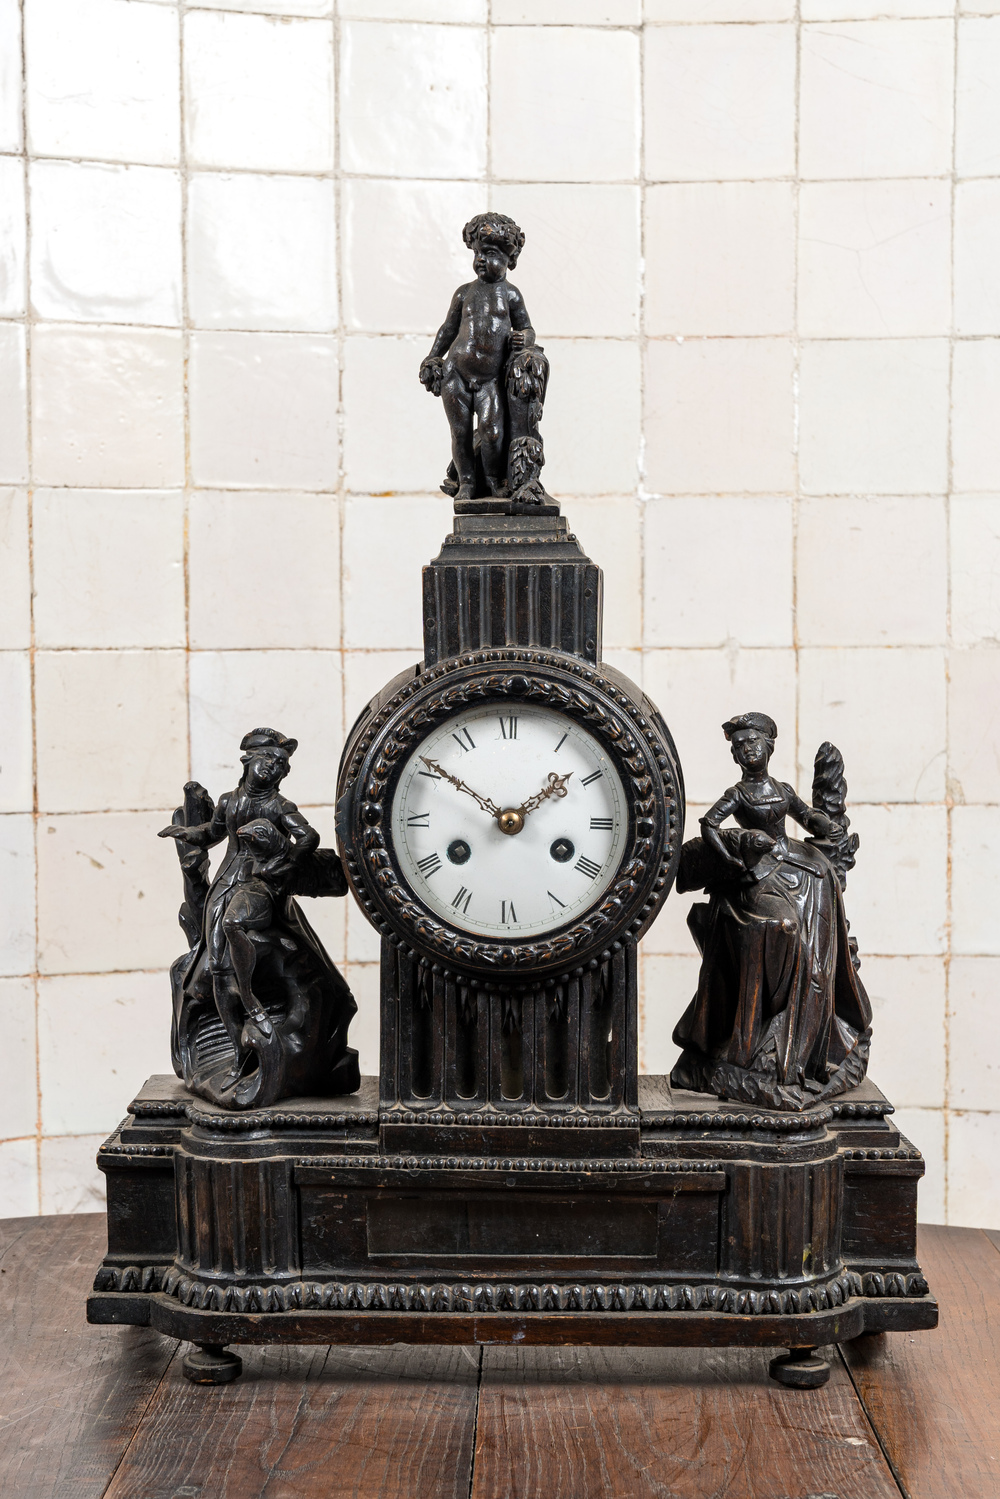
670,712,872,1112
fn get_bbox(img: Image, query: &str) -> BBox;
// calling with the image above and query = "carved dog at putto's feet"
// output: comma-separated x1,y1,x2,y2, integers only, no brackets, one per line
160,728,359,1110
671,712,870,1112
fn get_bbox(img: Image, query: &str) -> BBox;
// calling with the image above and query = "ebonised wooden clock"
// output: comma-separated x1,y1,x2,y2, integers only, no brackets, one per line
88,213,936,1392
336,511,684,1122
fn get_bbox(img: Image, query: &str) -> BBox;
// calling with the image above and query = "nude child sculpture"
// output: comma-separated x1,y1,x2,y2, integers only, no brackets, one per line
419,212,551,510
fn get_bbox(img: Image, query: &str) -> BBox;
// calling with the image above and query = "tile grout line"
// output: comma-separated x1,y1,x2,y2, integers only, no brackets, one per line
942,0,960,1225
334,0,350,969
636,2,646,1071
793,0,802,790
19,0,43,1215
486,0,493,211
180,2,193,795
8,154,996,186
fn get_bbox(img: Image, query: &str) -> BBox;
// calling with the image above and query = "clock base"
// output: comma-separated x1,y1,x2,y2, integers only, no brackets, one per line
88,1073,937,1384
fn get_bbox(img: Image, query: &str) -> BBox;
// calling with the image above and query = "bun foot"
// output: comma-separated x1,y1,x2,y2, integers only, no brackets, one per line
182,1343,243,1384
768,1347,831,1388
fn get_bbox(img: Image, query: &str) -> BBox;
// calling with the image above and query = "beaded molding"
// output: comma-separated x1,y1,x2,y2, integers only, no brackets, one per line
643,1109,835,1133
383,1109,639,1128
842,1146,922,1161
185,1106,379,1133
300,1155,722,1175
99,1143,174,1158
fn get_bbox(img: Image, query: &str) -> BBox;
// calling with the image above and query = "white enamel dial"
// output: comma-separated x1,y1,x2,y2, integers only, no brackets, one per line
391,704,628,938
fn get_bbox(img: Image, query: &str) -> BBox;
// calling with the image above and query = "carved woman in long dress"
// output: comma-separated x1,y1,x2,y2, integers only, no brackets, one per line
670,713,872,1111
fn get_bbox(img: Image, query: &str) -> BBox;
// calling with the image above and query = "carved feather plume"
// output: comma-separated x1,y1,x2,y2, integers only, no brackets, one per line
810,741,860,891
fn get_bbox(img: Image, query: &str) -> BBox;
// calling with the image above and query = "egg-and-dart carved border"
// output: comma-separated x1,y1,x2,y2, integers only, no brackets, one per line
338,650,682,979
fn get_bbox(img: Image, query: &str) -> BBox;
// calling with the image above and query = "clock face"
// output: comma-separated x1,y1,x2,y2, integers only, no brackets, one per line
391,704,628,938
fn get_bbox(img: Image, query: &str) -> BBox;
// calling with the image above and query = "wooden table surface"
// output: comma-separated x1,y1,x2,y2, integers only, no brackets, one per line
1,1215,997,1498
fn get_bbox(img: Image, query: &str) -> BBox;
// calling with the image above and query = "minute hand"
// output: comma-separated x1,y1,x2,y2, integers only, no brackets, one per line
520,771,573,816
420,757,502,819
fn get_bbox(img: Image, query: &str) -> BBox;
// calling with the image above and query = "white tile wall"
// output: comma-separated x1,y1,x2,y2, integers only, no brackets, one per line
188,174,338,333
184,11,335,173
1,2,996,1228
30,160,182,326
25,0,181,166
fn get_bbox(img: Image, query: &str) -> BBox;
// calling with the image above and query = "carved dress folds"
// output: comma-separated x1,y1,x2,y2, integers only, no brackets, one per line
671,779,871,1105
172,786,356,1095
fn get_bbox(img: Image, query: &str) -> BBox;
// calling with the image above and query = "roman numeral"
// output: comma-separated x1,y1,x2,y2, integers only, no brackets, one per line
553,733,567,753
499,716,518,740
575,855,602,879
590,817,613,831
418,767,441,780
416,852,442,877
406,812,430,828
581,769,603,787
547,890,566,909
452,727,475,752
451,886,473,914
501,899,518,924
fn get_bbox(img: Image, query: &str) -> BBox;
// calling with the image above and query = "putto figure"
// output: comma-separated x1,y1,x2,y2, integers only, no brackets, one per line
159,728,359,1110
419,212,551,510
670,713,871,1112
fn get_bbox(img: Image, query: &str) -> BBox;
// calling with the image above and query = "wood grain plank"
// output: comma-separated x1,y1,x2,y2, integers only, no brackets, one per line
0,1213,177,1499
842,1224,1000,1499
472,1344,901,1499
984,1228,1000,1257
103,1343,480,1499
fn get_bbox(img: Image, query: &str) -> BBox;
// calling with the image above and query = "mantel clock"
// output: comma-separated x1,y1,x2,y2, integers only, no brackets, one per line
88,211,937,1391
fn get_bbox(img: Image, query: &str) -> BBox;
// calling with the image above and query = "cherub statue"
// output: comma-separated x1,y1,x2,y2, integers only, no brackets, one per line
159,728,359,1110
419,212,551,510
670,713,871,1112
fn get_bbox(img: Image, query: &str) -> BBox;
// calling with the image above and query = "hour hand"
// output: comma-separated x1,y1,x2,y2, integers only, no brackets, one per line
520,771,573,816
420,757,502,819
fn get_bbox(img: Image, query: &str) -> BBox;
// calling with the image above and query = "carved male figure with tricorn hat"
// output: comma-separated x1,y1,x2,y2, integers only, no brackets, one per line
159,728,359,1109
420,211,551,509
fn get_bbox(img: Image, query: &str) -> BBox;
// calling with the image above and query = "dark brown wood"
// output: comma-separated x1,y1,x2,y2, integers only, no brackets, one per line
5,1215,997,1496
102,1344,480,1499
134,1289,922,1350
91,1072,935,1361
0,1213,176,1498
841,1224,1000,1499
422,513,602,665
471,1345,902,1499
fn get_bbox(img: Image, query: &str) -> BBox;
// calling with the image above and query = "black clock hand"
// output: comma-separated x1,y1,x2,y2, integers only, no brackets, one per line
420,757,503,819
519,771,573,816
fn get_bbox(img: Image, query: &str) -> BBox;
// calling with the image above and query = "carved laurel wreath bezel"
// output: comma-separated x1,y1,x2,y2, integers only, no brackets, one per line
339,650,681,977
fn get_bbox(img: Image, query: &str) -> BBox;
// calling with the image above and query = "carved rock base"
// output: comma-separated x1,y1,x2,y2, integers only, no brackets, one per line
87,1074,937,1383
